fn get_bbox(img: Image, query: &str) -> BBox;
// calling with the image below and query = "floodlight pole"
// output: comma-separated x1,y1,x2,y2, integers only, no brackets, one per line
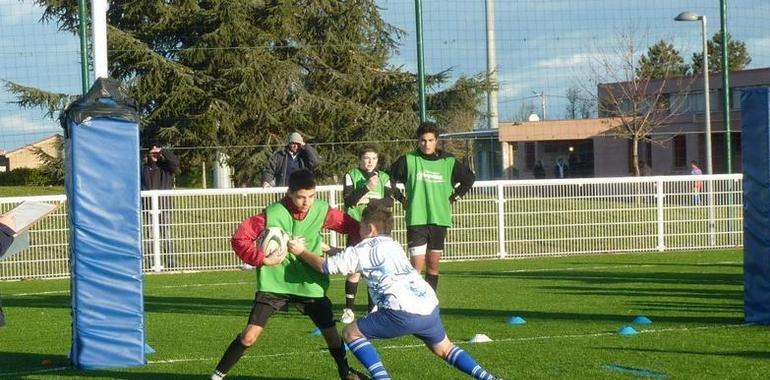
485,0,498,130
720,0,732,174
77,0,90,94
91,0,109,79
414,0,427,122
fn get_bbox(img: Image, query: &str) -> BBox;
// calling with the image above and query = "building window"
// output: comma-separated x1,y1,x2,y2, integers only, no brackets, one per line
674,135,687,167
525,142,535,170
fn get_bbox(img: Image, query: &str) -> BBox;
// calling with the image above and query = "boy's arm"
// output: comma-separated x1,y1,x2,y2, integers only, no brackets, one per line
342,173,370,208
232,214,272,267
289,239,359,275
389,155,407,206
323,208,361,244
450,159,476,201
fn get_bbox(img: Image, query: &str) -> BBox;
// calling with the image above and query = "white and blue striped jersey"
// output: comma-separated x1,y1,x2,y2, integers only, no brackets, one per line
324,235,438,315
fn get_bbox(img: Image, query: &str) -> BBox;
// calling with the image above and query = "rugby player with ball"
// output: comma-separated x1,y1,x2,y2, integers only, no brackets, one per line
211,169,366,380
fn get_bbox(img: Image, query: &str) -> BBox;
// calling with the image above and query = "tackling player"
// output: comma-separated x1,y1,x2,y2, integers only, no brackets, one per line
210,169,365,380
288,205,502,380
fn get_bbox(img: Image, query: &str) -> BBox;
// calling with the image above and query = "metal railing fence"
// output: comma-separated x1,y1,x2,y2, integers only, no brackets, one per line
0,174,743,280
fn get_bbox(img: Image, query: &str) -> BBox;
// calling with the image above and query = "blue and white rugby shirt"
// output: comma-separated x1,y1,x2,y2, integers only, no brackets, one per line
324,235,438,315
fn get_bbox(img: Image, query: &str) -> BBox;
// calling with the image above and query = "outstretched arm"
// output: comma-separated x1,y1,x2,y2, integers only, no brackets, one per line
288,238,325,273
289,239,360,275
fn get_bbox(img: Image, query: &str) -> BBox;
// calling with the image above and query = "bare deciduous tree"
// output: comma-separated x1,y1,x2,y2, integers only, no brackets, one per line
585,32,692,176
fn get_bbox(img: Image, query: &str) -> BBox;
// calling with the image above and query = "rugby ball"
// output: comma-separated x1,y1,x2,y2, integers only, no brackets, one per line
257,227,290,260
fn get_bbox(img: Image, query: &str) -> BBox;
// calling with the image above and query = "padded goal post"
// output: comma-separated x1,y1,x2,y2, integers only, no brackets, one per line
63,78,146,368
742,87,770,324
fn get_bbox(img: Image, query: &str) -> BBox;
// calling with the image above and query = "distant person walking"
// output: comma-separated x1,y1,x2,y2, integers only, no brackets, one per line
261,132,320,187
554,158,569,179
690,160,703,205
533,160,546,179
141,139,179,269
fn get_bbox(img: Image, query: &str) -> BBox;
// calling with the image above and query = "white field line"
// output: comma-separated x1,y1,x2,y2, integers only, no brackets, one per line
1,323,751,377
5,261,741,297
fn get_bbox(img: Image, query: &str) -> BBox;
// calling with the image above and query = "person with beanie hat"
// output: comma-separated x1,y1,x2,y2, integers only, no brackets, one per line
260,132,320,187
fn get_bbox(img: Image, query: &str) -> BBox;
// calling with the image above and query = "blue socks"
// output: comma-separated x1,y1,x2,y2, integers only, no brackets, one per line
445,346,497,380
348,337,390,380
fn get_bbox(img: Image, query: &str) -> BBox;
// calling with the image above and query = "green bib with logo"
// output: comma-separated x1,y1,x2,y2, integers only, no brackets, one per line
405,151,455,227
257,199,328,297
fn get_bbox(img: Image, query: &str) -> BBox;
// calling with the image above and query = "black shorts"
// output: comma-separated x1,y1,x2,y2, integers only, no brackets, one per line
407,224,448,254
247,291,336,329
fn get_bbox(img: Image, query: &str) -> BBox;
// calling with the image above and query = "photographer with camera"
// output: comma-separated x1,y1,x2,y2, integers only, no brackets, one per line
141,139,179,269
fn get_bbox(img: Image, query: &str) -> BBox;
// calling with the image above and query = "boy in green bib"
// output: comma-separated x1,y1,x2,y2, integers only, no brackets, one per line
341,145,393,324
390,122,475,291
211,169,365,380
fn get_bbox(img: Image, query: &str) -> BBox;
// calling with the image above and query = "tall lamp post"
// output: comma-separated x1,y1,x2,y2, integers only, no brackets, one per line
675,11,712,176
676,11,715,245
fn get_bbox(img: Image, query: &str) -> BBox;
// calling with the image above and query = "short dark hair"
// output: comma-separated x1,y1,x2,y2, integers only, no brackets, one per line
358,144,379,159
361,205,393,235
690,160,698,165
147,138,161,149
288,169,316,192
416,121,440,139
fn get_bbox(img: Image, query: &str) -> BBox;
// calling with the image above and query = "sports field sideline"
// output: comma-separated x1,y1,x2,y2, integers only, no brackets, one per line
1,249,768,379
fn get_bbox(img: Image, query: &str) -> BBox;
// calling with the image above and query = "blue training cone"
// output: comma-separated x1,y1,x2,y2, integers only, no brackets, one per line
617,325,638,336
144,343,156,355
507,316,527,325
633,315,652,325
310,327,322,336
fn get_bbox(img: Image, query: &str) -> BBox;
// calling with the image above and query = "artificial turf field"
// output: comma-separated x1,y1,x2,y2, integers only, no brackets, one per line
1,249,769,379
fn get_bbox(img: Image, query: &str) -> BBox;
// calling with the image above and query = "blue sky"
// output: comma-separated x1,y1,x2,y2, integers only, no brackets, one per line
0,0,768,151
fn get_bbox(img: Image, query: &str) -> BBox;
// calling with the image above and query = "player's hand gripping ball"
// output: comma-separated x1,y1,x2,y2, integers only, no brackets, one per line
257,227,290,265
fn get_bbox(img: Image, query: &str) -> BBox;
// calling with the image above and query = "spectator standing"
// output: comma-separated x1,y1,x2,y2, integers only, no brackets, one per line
533,160,546,179
141,139,180,268
554,157,569,179
690,160,704,205
261,132,320,187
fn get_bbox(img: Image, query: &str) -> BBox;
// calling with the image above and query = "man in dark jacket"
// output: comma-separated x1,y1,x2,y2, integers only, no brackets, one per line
261,132,320,187
141,139,180,269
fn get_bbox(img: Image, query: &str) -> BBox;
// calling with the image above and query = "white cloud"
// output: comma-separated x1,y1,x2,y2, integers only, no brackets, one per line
535,53,600,69
0,114,59,151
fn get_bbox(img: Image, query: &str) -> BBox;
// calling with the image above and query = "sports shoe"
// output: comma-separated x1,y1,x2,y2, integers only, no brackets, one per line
210,369,226,380
340,368,369,380
240,263,255,271
341,308,355,324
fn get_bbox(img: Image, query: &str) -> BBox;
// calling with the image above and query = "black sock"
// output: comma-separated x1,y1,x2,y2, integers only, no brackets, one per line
367,292,375,313
345,280,359,309
425,273,439,291
215,335,249,375
330,339,350,375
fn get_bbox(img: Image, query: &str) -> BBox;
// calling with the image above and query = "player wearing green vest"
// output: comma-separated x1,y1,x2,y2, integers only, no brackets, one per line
390,121,475,291
341,145,393,324
211,169,366,380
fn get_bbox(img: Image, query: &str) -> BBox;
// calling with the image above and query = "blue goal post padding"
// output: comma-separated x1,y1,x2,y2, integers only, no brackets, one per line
742,87,770,325
64,78,146,368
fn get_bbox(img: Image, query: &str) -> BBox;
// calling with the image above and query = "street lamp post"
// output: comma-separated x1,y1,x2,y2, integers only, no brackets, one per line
675,11,712,176
676,11,716,245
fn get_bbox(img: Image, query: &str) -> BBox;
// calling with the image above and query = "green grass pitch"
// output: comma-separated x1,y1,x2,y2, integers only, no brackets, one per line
2,249,769,379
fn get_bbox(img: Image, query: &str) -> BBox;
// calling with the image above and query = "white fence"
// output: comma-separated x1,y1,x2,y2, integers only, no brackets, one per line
0,174,743,280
